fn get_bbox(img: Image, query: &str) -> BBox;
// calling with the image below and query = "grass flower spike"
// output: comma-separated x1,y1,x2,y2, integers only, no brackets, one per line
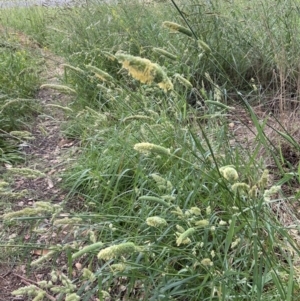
40,84,77,95
176,227,195,246
263,185,281,202
98,242,137,260
153,47,177,60
231,183,250,195
163,21,193,37
134,142,171,156
197,40,211,54
85,64,113,82
6,167,45,179
194,219,209,227
219,166,239,182
258,169,269,189
150,173,173,192
201,258,213,267
174,73,193,88
115,53,173,92
146,216,167,227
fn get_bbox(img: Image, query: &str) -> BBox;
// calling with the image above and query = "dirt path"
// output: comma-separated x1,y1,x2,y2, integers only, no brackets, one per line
0,29,78,299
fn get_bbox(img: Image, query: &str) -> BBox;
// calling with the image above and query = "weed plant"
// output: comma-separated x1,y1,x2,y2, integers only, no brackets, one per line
1,0,300,300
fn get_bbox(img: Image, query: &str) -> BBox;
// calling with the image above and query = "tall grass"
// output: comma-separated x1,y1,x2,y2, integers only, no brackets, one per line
1,0,300,300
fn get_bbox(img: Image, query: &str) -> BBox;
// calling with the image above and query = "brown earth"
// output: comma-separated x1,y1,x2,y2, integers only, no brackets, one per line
0,28,81,300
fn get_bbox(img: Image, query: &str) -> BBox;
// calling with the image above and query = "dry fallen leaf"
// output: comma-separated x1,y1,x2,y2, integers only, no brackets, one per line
47,177,54,189
75,262,82,270
58,139,74,148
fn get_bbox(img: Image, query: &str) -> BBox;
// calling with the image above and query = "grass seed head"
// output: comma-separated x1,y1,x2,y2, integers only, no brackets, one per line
231,237,241,249
249,185,258,198
62,64,85,74
11,285,40,296
109,263,127,272
85,64,113,82
174,73,193,88
197,40,212,54
134,142,171,156
6,167,45,179
65,293,80,301
9,130,34,140
176,227,195,246
153,47,177,60
188,207,201,216
150,173,173,192
97,242,136,260
201,258,213,267
146,216,167,227
219,166,239,182
231,183,250,195
194,219,209,227
82,268,96,282
176,224,185,233
162,21,193,37
115,53,173,92
40,84,77,95
263,185,281,202
258,169,269,189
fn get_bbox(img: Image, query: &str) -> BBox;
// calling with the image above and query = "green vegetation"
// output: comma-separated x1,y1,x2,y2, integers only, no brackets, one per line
0,25,43,163
1,0,300,300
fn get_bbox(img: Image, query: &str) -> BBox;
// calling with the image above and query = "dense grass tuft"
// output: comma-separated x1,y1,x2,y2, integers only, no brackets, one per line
1,0,300,300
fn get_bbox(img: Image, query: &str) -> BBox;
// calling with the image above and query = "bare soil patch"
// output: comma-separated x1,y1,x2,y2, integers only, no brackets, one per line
0,28,78,299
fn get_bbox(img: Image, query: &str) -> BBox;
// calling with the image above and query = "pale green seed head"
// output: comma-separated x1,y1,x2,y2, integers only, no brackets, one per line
85,64,113,82
197,40,211,54
115,53,173,92
249,185,258,198
194,219,209,227
176,227,195,246
82,268,96,282
53,217,82,225
174,73,193,88
171,206,184,217
258,169,269,189
146,216,167,227
201,258,213,267
40,84,77,95
6,167,46,179
150,173,173,192
176,224,185,233
9,130,34,140
97,242,136,260
162,21,193,37
189,207,201,216
65,293,80,301
153,47,177,60
231,237,241,249
263,185,281,202
219,166,239,182
109,263,127,272
134,142,171,156
231,183,250,195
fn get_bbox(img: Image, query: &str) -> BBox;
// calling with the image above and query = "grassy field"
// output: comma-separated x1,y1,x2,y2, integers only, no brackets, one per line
1,0,300,300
